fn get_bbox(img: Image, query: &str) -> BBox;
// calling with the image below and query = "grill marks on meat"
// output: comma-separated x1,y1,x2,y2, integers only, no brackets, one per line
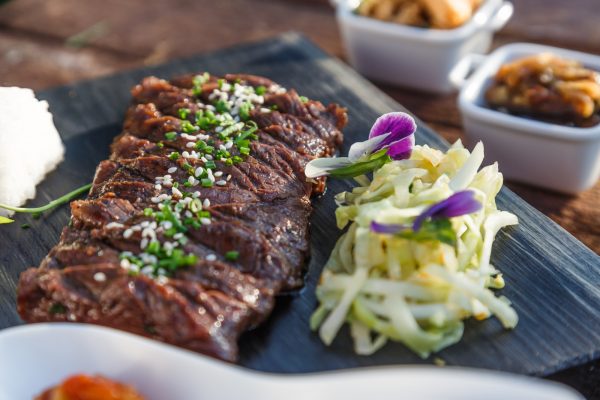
17,73,346,361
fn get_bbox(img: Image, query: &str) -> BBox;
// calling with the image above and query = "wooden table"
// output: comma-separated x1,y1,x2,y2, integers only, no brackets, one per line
0,0,598,396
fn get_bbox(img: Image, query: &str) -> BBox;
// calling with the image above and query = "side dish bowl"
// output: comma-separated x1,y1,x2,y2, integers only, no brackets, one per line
335,0,513,93
0,323,583,400
457,43,600,193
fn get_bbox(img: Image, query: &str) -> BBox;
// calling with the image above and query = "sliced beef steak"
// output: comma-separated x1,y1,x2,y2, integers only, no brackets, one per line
17,73,346,362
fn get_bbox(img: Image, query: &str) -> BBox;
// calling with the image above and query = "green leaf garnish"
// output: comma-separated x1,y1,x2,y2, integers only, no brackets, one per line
329,150,392,179
0,216,14,224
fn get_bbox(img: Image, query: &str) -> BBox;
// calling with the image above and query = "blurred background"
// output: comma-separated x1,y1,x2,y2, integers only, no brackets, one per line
0,0,598,255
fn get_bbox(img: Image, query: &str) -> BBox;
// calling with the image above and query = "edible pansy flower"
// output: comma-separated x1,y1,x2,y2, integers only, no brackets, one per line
305,112,416,179
370,190,482,245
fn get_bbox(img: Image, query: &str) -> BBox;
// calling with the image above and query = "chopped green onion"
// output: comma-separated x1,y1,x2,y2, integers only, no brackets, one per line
215,100,229,113
225,250,240,261
239,102,252,121
204,160,217,169
255,86,266,95
201,178,213,188
239,146,250,156
299,95,309,103
164,131,177,141
181,120,198,133
168,152,180,161
178,108,191,119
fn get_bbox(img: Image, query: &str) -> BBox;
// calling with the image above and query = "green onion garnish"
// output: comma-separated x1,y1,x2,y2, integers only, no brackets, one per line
215,100,229,113
225,250,240,261
178,108,191,119
164,131,177,141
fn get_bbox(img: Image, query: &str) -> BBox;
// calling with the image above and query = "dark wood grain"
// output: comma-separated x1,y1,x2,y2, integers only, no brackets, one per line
1,35,599,398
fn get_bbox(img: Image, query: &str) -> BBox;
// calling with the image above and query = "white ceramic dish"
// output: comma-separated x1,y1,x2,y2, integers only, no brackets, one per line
0,323,583,400
457,43,600,193
335,0,513,93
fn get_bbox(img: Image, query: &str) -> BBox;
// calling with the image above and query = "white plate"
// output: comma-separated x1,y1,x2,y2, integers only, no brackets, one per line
0,323,583,400
335,0,513,93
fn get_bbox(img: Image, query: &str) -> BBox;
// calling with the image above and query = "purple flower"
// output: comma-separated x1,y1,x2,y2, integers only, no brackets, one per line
369,112,416,159
370,190,482,235
413,190,481,231
305,112,416,179
370,221,409,234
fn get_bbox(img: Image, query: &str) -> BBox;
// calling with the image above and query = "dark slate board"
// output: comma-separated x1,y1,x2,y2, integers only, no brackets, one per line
1,32,599,388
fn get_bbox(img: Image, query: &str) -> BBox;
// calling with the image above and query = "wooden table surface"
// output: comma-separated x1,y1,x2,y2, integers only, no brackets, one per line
0,0,598,254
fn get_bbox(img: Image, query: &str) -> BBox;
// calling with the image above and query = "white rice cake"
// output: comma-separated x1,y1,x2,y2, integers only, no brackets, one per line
0,87,65,217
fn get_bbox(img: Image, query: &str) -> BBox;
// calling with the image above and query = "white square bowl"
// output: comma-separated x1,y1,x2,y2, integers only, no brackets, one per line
335,0,513,93
458,43,600,193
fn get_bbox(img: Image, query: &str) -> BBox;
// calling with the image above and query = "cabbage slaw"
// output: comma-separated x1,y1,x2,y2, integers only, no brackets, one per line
310,140,518,358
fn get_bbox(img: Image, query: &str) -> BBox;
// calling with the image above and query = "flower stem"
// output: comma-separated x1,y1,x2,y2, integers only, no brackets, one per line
0,183,92,214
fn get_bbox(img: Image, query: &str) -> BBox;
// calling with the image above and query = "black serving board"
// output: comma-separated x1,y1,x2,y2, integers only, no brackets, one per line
1,33,599,387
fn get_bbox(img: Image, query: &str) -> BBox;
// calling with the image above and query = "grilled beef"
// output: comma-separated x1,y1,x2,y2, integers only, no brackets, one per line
17,73,346,361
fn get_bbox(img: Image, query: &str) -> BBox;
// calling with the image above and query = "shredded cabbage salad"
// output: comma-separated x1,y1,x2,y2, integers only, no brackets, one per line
310,140,519,358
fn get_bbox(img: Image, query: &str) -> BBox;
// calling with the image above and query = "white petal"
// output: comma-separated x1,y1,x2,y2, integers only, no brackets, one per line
305,157,353,178
347,133,391,162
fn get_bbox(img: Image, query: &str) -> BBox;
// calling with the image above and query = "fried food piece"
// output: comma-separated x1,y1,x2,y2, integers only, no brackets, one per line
356,0,480,29
35,375,145,400
485,53,600,126
420,0,474,29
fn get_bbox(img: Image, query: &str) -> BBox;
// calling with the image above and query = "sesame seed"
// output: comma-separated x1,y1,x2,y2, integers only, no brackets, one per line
203,198,211,208
168,167,177,173
123,229,133,239
214,171,223,177
155,184,162,190
206,254,217,261
216,180,226,186
162,221,173,230
141,266,153,276
186,142,195,148
120,259,131,269
193,191,201,198
140,238,149,249
226,174,232,181
94,272,107,282
225,141,233,149
106,222,124,229
151,197,160,203
205,154,214,160
219,144,227,151
195,167,204,177
200,217,211,225
141,221,150,228
172,187,183,198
